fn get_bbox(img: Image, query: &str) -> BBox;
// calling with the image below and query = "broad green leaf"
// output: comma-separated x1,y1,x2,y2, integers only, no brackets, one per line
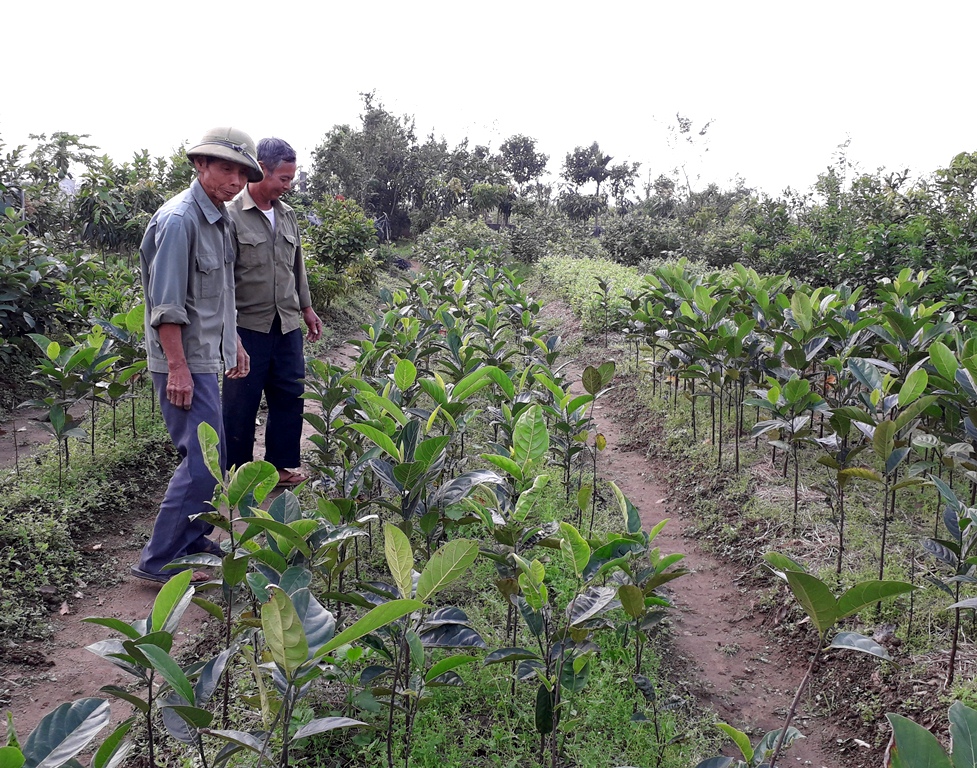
783,376,811,404
948,700,977,768
483,647,541,665
226,461,278,509
898,369,928,408
261,589,308,679
291,717,366,741
716,722,753,762
513,405,549,472
480,453,523,483
790,291,813,333
838,467,883,485
357,391,408,427
581,366,602,395
20,698,110,768
884,713,953,768
485,366,515,400
196,423,222,483
930,341,958,383
383,523,415,600
559,522,590,578
609,481,642,535
894,395,939,433
90,719,132,768
151,569,193,634
849,357,883,393
618,584,645,619
762,551,806,580
514,474,550,522
80,617,140,641
874,420,896,461
453,366,498,402
837,581,915,619
416,539,479,601
394,358,417,391
577,484,593,516
347,423,401,461
535,684,553,734
829,631,891,660
425,655,479,683
784,570,837,635
237,517,311,559
567,585,619,626
138,644,195,705
415,435,451,466
318,599,424,656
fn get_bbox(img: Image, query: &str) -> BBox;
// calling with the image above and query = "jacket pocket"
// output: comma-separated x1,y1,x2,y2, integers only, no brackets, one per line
195,250,222,298
237,230,268,268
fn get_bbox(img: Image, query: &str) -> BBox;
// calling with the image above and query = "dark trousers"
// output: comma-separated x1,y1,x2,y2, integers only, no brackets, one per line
222,316,304,471
138,372,220,575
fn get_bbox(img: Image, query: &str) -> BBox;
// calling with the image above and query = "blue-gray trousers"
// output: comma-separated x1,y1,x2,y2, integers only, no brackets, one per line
137,372,221,576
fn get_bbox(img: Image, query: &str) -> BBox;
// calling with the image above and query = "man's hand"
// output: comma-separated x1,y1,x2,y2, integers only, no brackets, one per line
225,336,251,379
167,364,194,410
303,306,323,342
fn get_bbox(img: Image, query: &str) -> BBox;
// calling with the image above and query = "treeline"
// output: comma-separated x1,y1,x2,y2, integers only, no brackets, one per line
4,95,977,357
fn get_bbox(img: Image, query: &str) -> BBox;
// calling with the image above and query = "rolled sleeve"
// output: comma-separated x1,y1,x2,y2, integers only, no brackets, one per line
150,303,190,327
147,211,192,326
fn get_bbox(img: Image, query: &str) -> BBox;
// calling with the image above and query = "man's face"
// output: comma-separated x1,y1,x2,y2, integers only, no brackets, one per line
258,161,297,203
196,157,250,204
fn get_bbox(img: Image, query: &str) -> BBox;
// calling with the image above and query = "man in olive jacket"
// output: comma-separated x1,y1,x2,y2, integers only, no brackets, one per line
224,138,323,485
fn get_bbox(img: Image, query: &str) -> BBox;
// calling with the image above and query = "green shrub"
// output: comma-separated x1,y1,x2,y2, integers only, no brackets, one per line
600,212,681,266
414,216,509,262
304,196,376,272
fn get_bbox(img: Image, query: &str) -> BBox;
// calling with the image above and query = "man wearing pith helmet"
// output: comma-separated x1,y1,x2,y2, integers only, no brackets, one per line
133,127,262,585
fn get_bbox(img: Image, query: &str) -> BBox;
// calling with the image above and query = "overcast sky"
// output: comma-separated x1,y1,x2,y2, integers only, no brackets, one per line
4,0,973,198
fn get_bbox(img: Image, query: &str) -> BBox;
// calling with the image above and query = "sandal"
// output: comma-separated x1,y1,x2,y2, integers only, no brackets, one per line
130,566,211,585
276,469,308,488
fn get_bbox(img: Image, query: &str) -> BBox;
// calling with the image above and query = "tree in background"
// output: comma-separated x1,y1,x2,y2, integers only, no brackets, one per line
498,134,549,193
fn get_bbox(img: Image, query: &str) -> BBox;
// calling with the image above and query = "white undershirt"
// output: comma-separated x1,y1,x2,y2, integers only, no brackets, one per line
261,206,276,232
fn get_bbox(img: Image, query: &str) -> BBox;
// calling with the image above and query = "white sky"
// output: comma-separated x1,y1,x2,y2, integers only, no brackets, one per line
3,0,974,198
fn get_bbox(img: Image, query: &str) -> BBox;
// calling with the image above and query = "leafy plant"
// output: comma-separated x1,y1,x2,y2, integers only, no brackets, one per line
761,552,916,767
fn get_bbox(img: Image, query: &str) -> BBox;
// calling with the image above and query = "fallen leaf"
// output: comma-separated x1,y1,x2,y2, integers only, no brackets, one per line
92,544,102,551
73,591,84,599
59,602,70,616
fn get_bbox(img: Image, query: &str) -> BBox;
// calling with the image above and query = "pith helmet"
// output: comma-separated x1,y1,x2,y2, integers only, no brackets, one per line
187,127,263,183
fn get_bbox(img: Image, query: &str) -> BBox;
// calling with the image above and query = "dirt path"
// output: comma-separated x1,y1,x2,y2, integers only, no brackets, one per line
550,301,859,766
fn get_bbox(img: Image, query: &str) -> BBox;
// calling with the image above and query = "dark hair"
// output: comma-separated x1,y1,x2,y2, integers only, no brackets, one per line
257,137,296,173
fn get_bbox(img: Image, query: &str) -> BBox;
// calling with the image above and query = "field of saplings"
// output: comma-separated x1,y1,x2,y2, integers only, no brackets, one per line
6,122,977,766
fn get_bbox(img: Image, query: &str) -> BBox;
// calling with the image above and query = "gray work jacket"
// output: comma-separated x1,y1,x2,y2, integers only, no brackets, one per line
140,179,238,374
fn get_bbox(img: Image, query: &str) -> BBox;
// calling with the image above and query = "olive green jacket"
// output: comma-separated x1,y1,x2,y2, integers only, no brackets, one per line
227,186,312,334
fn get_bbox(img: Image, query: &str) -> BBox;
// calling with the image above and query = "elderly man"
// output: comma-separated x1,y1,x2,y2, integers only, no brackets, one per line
223,137,322,485
133,127,262,584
